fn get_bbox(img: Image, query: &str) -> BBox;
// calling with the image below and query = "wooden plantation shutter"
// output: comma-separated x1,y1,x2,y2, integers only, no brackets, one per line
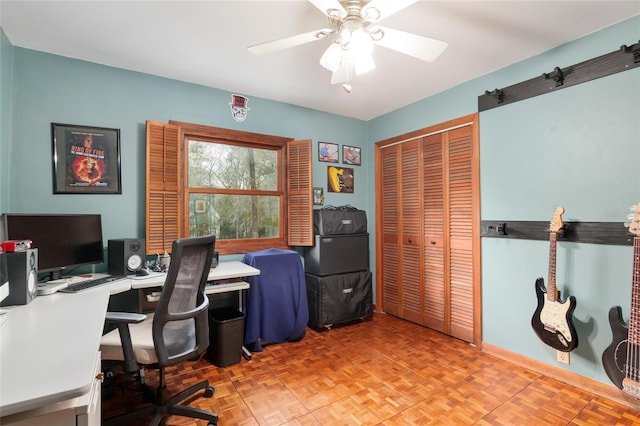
145,120,181,255
287,139,313,246
146,120,312,253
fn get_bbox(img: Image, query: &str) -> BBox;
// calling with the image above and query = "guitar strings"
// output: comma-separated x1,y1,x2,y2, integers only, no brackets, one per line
625,236,640,389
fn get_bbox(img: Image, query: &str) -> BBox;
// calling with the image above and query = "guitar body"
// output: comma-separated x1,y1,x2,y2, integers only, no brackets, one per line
531,277,578,352
602,305,629,390
601,203,640,394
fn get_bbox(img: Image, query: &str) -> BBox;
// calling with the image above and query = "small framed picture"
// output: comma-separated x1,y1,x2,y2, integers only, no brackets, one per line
318,142,339,163
52,123,122,194
313,187,324,206
342,145,361,166
194,199,207,213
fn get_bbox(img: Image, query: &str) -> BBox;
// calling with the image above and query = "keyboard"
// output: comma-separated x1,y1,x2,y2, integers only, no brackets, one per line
59,275,126,293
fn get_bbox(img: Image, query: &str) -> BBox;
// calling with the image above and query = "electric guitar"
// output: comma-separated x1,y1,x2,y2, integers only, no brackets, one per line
531,207,578,352
602,203,640,394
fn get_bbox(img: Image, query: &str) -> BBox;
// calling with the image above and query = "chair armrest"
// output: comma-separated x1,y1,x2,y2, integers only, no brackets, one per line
104,312,147,373
105,312,147,324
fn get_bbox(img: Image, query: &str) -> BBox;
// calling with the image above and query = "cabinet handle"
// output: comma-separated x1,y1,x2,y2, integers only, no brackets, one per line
408,238,412,243
430,240,436,245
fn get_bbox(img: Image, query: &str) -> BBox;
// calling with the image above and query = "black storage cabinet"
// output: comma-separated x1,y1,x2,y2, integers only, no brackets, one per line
305,271,373,330
207,306,245,367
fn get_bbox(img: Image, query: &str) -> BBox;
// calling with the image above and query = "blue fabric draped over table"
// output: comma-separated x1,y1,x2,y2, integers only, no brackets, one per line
242,249,309,352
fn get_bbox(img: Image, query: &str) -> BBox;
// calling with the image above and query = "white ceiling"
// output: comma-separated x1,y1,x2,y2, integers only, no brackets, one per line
1,1,638,121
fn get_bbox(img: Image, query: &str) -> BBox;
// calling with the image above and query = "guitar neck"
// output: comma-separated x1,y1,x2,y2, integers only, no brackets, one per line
628,236,640,346
547,232,558,301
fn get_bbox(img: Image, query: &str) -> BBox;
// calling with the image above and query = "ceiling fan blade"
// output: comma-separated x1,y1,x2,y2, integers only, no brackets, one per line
308,0,346,17
374,26,448,62
363,0,419,22
248,29,329,56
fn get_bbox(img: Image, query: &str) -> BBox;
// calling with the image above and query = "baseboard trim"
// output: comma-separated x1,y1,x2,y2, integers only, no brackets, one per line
482,342,640,409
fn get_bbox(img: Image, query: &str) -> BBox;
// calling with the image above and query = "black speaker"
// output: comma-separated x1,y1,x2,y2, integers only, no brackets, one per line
304,233,369,276
108,239,145,276
0,249,38,306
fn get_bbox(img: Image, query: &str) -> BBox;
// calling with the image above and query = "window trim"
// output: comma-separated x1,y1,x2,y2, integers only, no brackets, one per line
170,121,294,255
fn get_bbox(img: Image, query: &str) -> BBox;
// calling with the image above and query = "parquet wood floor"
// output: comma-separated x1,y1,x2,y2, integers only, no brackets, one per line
102,313,640,425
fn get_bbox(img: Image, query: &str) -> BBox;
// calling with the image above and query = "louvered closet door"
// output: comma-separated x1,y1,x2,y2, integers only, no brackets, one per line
422,134,446,333
377,115,477,344
381,145,400,316
447,126,474,342
399,140,423,323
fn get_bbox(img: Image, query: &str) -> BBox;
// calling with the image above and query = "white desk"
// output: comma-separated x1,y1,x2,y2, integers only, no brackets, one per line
131,261,259,311
131,261,259,291
0,261,259,424
0,290,108,421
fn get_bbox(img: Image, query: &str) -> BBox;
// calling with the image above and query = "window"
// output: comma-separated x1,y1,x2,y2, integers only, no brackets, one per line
187,140,280,240
145,120,313,256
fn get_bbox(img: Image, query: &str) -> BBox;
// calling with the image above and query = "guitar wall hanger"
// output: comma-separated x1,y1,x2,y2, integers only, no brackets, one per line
543,66,565,87
484,89,504,104
620,40,640,63
478,39,640,111
481,220,633,246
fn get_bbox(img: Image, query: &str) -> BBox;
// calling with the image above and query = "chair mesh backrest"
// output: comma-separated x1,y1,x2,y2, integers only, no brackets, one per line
152,235,215,367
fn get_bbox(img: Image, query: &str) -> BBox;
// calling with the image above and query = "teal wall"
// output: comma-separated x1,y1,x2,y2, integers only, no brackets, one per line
369,16,640,386
0,28,13,214
2,45,371,264
1,16,639,387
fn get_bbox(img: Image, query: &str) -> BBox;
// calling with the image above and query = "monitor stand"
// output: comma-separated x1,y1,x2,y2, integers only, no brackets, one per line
46,269,65,282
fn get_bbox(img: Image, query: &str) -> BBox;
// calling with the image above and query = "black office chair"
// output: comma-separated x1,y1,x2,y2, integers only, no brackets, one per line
100,234,218,426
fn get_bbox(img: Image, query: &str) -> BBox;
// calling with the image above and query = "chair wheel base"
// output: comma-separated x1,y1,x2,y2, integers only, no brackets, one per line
204,386,215,398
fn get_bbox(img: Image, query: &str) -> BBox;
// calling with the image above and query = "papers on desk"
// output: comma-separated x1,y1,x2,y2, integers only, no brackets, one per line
146,291,162,302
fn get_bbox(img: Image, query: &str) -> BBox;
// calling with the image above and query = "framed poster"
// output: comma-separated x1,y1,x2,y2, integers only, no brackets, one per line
52,123,122,194
318,142,339,163
342,145,361,166
327,166,354,193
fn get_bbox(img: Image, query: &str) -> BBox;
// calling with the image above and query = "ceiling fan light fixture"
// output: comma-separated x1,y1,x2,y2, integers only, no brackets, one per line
348,28,374,57
319,41,343,72
369,27,384,42
361,6,380,23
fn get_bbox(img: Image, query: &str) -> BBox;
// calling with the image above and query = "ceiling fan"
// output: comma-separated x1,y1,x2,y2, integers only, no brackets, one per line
248,0,448,92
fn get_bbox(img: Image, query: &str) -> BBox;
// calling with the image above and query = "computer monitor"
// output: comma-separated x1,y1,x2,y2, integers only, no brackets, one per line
2,213,104,281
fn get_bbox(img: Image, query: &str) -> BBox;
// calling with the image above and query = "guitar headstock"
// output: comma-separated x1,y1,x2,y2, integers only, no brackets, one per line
549,207,565,233
625,203,640,237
